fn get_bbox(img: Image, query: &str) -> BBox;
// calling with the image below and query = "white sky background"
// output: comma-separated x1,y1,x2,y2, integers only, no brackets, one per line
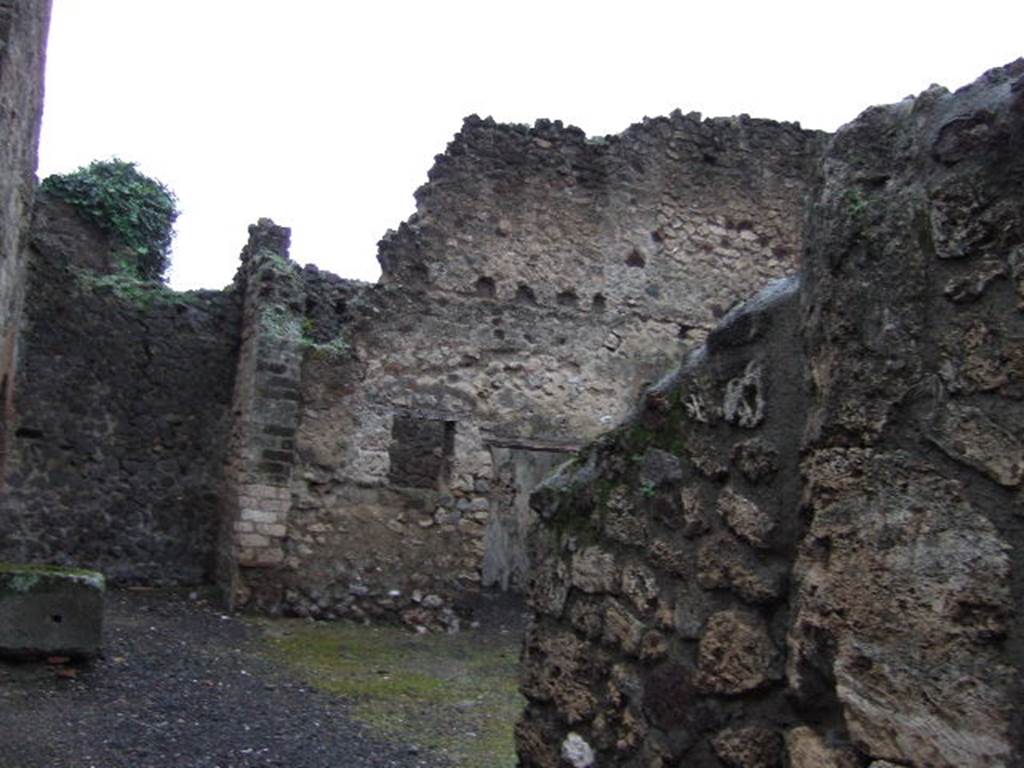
38,1,1023,291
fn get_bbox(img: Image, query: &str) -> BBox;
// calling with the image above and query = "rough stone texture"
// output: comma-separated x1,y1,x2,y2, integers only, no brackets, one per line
0,15,822,624
379,113,824,337
0,0,50,471
792,59,1024,768
0,196,241,583
711,726,782,768
215,115,822,625
5,18,1019,766
784,727,859,768
519,276,807,766
695,609,781,694
519,61,1024,768
216,220,302,608
0,563,103,658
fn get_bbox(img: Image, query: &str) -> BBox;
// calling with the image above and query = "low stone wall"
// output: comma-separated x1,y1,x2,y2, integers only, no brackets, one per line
518,60,1024,768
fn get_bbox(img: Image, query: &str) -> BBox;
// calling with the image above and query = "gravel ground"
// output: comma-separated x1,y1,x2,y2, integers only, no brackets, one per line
0,589,454,768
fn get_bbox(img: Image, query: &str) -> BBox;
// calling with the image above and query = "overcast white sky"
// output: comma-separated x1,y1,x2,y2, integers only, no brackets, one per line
38,1,1023,290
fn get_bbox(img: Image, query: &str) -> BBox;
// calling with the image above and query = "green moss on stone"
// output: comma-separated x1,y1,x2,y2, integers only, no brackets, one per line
73,265,201,311
0,563,106,593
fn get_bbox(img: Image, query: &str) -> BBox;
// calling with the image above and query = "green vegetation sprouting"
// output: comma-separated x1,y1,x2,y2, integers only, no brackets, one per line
41,158,178,281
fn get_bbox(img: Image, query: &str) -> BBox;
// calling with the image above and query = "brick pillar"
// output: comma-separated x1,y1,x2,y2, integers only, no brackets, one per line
219,219,305,608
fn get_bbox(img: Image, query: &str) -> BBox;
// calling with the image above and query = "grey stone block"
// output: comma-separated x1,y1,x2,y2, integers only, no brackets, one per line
0,563,105,659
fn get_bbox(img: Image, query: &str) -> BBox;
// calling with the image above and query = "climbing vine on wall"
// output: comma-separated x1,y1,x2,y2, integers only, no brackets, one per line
41,159,179,282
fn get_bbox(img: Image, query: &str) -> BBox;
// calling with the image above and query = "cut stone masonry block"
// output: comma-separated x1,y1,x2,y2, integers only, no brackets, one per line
0,563,105,659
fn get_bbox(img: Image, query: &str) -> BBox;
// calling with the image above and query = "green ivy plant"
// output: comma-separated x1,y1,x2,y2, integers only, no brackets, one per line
40,158,178,282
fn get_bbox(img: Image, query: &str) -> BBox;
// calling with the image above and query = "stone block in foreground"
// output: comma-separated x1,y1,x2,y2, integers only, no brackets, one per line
0,563,105,659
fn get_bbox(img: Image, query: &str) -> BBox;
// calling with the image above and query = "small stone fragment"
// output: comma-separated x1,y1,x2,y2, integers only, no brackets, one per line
717,487,775,548
698,533,784,604
733,438,780,482
620,562,658,613
712,725,783,768
784,727,859,768
561,732,595,768
571,546,618,594
696,609,781,694
723,361,765,428
927,401,1024,486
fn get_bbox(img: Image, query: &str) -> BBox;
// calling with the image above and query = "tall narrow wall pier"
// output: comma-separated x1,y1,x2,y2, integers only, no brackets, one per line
518,60,1024,768
0,0,50,469
219,116,824,628
217,220,306,607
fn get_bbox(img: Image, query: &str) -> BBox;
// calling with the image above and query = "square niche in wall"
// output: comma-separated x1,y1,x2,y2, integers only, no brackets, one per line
388,415,455,489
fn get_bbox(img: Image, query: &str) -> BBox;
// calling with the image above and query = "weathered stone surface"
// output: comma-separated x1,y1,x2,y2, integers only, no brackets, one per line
4,70,821,623
560,732,595,767
717,487,774,548
795,59,1024,767
620,562,658,613
521,262,807,765
527,554,569,617
603,598,646,655
520,627,605,724
927,400,1024,486
2,197,241,584
264,111,821,621
791,452,1015,767
520,59,1024,768
784,727,859,768
3,11,1022,767
697,533,784,604
732,438,779,482
696,609,781,694
723,362,765,428
711,726,783,768
0,564,104,658
515,706,564,768
571,546,619,594
0,0,51,445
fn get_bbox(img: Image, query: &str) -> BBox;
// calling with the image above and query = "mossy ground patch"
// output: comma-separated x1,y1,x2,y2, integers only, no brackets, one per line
254,615,524,767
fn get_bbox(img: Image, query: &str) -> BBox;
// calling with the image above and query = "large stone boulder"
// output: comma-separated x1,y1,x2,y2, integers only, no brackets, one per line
0,563,105,659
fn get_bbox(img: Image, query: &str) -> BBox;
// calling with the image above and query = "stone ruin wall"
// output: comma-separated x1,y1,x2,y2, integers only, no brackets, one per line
380,113,820,346
0,78,823,622
517,61,1024,768
0,195,241,583
0,0,49,469
1,10,1021,764
220,115,824,627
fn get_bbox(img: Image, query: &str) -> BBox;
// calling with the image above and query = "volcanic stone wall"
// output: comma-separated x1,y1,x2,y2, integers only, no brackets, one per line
221,115,824,627
0,0,50,467
518,60,1024,768
0,196,241,583
380,112,823,342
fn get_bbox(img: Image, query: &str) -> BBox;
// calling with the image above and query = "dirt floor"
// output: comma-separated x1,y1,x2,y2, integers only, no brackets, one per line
0,588,527,768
